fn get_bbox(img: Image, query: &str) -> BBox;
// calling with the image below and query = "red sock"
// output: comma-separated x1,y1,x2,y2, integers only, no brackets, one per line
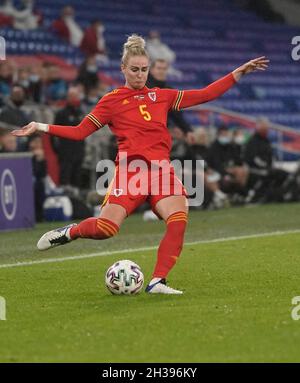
70,217,119,240
152,211,187,278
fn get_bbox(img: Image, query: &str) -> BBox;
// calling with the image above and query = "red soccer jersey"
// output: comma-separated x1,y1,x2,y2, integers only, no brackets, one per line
48,73,236,162
86,86,179,162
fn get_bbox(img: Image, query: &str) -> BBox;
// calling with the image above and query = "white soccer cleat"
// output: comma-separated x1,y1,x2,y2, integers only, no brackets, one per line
143,210,159,222
37,223,77,251
145,278,183,295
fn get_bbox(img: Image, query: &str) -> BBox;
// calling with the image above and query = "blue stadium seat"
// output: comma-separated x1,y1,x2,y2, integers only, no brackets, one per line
2,0,300,143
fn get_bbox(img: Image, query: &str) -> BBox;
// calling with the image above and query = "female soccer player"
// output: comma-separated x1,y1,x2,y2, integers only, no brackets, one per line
12,35,269,294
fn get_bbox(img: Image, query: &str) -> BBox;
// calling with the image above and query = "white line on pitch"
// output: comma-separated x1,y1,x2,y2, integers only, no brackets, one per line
0,229,299,270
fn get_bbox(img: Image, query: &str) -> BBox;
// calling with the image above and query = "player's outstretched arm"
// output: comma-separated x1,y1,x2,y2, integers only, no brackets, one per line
11,117,98,141
178,56,269,109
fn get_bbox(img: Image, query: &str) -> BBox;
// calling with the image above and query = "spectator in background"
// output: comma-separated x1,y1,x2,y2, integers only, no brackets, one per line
228,127,249,188
77,55,99,93
146,31,181,78
189,127,209,162
0,61,14,102
17,66,31,93
244,117,289,202
52,86,85,189
52,5,83,47
27,133,47,221
189,127,229,209
82,85,100,113
0,127,18,152
147,30,175,65
27,64,48,103
244,117,272,178
146,59,195,144
206,125,248,193
0,85,31,127
0,0,15,15
170,126,189,164
0,0,13,26
232,128,246,156
45,64,68,104
169,125,229,209
80,20,108,63
0,85,32,151
13,0,40,30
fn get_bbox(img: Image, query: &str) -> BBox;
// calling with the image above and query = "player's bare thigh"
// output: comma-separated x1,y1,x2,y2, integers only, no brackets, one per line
99,203,127,226
154,195,189,221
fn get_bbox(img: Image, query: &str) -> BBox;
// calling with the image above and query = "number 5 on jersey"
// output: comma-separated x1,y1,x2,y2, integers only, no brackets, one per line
139,104,152,121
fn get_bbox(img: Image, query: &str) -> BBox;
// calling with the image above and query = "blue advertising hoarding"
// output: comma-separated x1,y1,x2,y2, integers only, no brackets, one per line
0,153,35,231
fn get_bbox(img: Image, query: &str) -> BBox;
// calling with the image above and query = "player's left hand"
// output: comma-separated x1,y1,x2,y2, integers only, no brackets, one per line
232,56,269,81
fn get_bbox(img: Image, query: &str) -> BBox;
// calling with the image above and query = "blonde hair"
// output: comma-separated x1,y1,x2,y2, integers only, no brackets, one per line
121,34,149,66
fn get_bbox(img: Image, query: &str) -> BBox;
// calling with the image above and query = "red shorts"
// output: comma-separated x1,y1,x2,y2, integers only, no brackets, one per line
102,160,187,216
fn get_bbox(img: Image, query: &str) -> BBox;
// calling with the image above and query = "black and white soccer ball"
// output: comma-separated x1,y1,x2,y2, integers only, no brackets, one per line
105,260,144,295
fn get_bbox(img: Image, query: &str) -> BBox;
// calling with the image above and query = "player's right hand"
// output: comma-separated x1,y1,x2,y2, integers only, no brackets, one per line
11,121,38,137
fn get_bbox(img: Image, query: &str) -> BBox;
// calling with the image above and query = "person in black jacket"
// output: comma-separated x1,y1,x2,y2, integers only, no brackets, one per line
27,134,47,222
77,55,100,93
244,117,272,177
146,59,195,145
52,86,85,188
206,125,248,193
0,85,31,128
244,117,289,202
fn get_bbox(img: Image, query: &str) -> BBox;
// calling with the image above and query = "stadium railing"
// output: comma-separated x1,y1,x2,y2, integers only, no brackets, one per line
187,104,300,161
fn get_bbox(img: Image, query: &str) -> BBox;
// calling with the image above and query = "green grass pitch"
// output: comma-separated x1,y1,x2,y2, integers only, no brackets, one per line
1,203,300,362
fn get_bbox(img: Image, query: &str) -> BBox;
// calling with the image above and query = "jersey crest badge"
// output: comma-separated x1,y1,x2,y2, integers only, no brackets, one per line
148,92,156,102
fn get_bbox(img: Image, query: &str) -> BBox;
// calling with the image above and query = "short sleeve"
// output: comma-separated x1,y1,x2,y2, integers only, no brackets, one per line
86,95,112,129
160,88,182,111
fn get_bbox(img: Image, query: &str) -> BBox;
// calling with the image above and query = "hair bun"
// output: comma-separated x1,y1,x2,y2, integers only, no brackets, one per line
121,34,148,65
124,34,146,51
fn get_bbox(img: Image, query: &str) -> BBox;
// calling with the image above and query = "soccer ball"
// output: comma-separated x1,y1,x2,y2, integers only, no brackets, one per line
105,260,144,295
